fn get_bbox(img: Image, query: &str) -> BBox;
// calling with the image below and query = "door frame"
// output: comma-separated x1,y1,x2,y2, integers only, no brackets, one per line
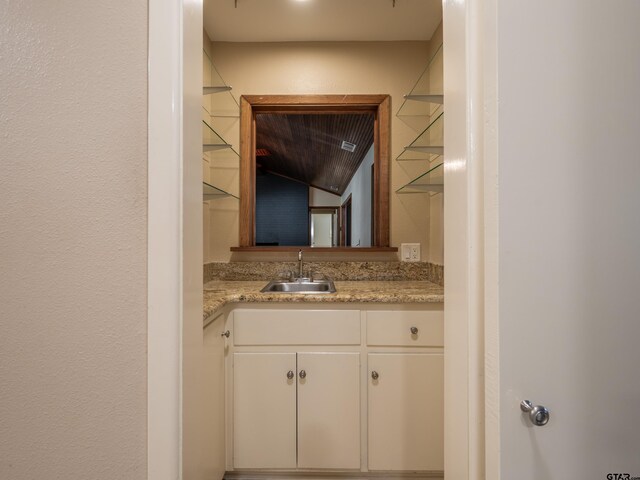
443,0,493,478
147,1,494,478
148,0,203,479
309,207,339,247
340,194,353,247
147,1,181,478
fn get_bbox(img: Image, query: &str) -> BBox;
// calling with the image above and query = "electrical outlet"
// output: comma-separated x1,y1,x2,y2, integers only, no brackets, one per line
401,243,421,262
409,243,421,262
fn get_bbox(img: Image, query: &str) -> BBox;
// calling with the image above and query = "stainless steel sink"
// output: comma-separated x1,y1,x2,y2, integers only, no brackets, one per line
261,278,336,294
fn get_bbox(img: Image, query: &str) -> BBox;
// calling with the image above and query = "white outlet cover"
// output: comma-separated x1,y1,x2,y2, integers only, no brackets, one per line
401,243,421,262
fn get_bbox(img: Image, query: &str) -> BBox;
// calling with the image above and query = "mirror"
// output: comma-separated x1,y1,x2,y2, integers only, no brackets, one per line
255,112,373,247
237,94,392,251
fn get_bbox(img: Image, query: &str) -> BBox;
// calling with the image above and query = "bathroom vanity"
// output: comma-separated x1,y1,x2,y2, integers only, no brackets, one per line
202,281,444,480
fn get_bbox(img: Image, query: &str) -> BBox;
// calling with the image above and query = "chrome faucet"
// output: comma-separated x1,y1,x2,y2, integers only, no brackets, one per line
298,249,304,279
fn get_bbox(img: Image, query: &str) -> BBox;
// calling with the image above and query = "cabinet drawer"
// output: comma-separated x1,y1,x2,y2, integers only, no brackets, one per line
233,309,361,346
366,310,443,347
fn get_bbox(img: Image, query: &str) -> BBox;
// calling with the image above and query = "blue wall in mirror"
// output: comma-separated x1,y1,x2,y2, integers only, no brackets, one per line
255,171,309,246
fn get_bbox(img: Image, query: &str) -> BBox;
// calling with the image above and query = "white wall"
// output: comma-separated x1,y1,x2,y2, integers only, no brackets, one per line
204,38,442,261
309,187,341,207
0,2,147,478
341,144,374,247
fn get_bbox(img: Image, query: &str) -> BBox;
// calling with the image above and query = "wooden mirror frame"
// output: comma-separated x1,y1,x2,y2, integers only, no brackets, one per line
234,94,394,252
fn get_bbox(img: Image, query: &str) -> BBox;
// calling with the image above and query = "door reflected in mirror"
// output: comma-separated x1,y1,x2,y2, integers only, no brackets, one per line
310,208,338,247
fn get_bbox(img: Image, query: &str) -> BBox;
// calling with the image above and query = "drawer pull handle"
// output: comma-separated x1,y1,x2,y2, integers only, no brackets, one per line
221,330,230,338
299,370,307,379
371,371,379,380
287,370,294,380
410,326,419,335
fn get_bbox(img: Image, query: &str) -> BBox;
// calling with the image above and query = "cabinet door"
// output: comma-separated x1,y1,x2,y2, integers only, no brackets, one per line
368,353,444,471
202,317,226,479
297,352,361,469
233,353,297,469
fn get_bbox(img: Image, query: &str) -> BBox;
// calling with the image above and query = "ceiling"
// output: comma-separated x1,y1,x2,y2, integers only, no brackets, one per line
204,0,442,42
255,113,374,195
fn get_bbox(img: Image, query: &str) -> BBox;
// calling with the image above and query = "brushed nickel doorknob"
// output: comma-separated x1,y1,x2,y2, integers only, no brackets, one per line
221,330,230,338
299,370,306,379
410,326,419,335
371,371,379,380
520,400,550,426
287,370,294,380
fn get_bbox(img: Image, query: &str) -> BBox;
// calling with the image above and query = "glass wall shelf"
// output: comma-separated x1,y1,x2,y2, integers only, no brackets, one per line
203,120,239,156
405,145,444,155
404,93,444,104
396,162,443,194
203,49,239,118
203,86,232,95
397,151,442,162
397,43,444,117
398,111,444,159
203,181,239,200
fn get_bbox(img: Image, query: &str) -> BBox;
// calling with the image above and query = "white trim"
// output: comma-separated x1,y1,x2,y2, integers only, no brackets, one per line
443,1,486,479
481,0,500,478
180,0,205,475
148,0,183,478
468,1,490,478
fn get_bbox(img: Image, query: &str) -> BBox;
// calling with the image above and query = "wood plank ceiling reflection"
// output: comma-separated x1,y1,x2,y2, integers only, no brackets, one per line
255,113,374,195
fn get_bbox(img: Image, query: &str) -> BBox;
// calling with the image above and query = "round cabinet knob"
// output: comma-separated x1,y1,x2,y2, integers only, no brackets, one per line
286,370,294,380
520,400,550,426
371,371,379,380
299,370,306,379
221,330,230,338
410,326,419,335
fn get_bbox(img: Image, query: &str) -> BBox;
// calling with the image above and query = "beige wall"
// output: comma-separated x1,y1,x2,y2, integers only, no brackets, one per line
0,2,148,479
203,33,444,263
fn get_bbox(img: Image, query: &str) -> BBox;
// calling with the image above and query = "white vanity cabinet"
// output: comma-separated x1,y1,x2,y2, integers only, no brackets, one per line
233,352,297,469
367,309,444,471
218,304,444,478
368,353,444,471
297,352,360,469
230,309,362,471
202,314,228,480
232,351,360,470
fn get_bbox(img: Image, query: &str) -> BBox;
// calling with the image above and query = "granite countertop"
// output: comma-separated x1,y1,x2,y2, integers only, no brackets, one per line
203,280,444,322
